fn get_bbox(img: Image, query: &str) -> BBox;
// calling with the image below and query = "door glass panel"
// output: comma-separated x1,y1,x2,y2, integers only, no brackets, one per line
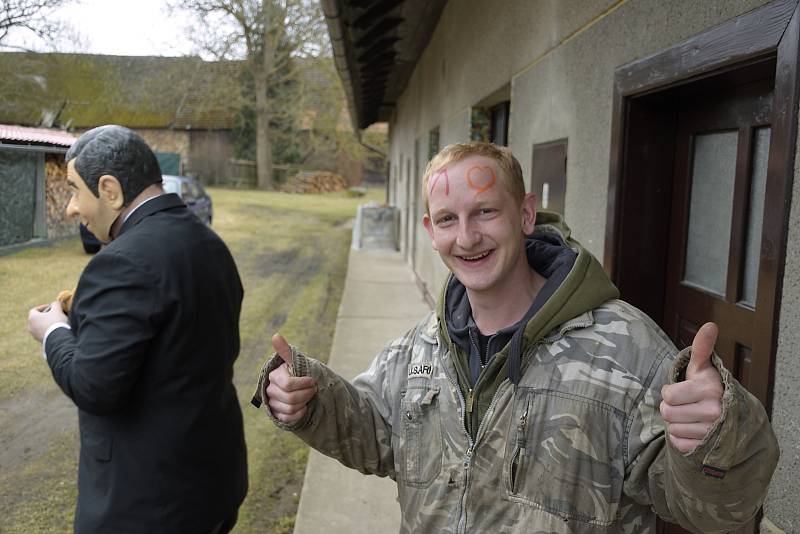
741,127,770,307
683,131,738,296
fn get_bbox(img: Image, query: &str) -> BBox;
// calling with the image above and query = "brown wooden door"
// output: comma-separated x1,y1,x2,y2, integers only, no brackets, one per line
660,79,774,534
664,79,773,399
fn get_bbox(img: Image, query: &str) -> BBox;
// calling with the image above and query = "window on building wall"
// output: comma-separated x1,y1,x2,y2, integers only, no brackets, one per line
490,101,510,146
531,139,567,214
429,127,440,160
470,84,511,146
471,108,490,141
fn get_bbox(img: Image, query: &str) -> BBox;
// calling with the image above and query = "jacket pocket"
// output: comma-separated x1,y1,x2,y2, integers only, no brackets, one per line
399,385,442,487
505,389,625,526
81,429,112,462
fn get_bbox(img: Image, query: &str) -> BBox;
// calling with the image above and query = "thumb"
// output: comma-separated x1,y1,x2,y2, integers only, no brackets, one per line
687,322,718,378
272,333,293,366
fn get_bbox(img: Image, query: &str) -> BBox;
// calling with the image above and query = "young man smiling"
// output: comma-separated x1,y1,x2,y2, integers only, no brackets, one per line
254,141,778,533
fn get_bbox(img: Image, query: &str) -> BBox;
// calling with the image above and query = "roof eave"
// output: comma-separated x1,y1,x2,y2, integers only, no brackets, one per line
322,0,447,130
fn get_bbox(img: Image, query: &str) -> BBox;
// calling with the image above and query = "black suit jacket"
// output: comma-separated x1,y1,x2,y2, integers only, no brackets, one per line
46,194,247,533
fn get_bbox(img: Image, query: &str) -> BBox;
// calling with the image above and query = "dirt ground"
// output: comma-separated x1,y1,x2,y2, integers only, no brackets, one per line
0,187,381,533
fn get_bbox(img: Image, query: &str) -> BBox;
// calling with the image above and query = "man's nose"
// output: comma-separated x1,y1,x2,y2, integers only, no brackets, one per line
456,219,480,249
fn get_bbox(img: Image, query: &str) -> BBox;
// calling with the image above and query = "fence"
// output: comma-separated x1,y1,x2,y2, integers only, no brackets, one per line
225,159,301,189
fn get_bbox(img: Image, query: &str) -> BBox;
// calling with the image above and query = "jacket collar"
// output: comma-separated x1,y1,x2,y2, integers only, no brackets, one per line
117,193,184,238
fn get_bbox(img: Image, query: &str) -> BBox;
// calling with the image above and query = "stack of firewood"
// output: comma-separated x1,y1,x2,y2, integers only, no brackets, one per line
280,171,348,194
45,156,77,238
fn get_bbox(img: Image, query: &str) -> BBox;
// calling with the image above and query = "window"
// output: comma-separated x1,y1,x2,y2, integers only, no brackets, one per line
490,101,510,146
531,140,567,214
428,127,440,160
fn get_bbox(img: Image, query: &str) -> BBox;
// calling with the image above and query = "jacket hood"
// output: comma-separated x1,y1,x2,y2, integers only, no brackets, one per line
438,210,619,384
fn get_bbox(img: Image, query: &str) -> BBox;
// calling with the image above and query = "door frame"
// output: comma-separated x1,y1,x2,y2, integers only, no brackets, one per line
604,0,800,413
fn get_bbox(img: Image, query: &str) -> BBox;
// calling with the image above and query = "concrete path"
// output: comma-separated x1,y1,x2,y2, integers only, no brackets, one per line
293,248,432,534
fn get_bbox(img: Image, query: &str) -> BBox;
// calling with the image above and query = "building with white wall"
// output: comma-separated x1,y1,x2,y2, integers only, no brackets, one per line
324,1,800,531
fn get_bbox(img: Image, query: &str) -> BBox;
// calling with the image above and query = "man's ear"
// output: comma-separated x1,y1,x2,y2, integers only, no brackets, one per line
97,175,125,211
422,213,439,251
520,192,538,234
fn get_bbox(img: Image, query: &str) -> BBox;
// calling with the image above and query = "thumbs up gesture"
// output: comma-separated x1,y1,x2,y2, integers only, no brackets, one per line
660,323,724,453
266,334,317,423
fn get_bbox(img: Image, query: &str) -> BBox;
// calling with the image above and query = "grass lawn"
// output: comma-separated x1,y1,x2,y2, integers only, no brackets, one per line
0,186,383,533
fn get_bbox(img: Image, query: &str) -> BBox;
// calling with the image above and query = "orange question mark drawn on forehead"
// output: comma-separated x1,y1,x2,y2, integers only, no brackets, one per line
466,165,497,195
429,168,450,196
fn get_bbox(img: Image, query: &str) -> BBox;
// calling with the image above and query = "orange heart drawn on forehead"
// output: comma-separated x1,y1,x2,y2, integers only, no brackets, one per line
466,165,497,195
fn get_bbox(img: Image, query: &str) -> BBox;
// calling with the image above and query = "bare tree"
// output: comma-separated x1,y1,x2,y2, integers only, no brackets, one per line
172,0,328,190
0,0,77,51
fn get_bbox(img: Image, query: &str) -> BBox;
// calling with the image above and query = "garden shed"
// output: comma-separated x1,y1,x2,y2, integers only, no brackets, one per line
0,124,75,248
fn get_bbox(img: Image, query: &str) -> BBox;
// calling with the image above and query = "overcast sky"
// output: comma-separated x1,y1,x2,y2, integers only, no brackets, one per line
7,0,198,57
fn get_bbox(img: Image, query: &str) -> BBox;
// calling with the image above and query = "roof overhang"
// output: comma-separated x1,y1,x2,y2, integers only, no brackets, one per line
322,0,447,130
0,124,75,147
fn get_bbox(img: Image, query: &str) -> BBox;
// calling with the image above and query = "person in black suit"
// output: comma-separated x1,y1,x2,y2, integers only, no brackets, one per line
27,125,247,534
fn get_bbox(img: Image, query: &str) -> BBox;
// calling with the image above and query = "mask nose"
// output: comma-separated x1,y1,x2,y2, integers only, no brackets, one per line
66,194,79,218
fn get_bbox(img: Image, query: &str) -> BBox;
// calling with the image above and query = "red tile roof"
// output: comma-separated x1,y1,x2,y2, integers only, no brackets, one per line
0,124,76,146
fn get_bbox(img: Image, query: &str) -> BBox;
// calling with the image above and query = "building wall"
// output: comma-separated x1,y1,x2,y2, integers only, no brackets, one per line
136,128,191,172
766,108,800,532
0,149,40,247
0,148,72,248
387,0,798,528
72,127,236,186
186,130,234,185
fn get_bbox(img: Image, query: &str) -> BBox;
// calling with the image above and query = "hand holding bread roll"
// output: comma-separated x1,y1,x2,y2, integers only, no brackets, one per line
57,289,75,315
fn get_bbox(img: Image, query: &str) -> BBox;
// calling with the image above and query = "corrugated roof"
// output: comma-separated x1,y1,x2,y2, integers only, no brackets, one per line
0,124,76,146
174,60,246,130
0,52,245,130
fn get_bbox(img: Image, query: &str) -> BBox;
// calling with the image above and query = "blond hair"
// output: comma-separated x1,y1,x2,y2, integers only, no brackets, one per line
422,141,525,212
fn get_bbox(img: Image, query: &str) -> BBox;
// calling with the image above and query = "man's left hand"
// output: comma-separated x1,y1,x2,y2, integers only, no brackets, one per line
27,301,68,343
660,322,724,453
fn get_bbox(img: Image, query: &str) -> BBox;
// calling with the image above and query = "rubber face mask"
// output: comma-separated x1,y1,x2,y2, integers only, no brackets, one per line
65,159,121,243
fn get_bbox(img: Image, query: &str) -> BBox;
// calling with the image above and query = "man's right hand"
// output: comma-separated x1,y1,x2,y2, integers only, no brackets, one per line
266,334,317,423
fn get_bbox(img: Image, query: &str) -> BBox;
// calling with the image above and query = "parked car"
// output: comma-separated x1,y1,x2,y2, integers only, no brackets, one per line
79,174,213,254
162,174,213,226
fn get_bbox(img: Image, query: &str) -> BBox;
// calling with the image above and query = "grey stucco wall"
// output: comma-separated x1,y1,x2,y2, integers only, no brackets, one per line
392,0,772,278
388,0,797,528
765,106,800,531
390,0,622,292
510,0,774,257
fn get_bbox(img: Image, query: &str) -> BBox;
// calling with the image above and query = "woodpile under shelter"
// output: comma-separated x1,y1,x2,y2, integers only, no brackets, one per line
0,124,76,248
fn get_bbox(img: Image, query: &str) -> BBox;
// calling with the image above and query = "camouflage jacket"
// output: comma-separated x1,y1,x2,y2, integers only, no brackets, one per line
254,301,778,533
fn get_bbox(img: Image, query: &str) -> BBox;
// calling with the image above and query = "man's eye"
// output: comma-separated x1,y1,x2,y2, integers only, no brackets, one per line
436,215,454,225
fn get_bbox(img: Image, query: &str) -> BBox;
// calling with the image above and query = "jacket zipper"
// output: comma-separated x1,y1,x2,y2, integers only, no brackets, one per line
442,352,510,533
436,337,474,534
438,332,541,533
510,401,529,494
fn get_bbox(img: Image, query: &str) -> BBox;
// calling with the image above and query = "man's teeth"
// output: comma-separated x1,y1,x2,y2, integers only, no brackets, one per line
462,251,490,261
